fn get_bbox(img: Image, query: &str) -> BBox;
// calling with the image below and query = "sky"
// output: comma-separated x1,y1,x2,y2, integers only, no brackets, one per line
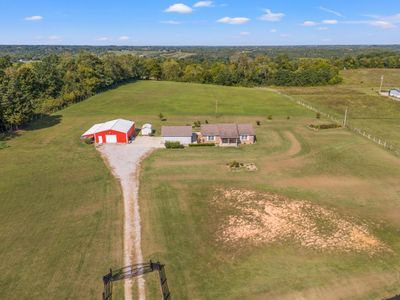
0,0,399,46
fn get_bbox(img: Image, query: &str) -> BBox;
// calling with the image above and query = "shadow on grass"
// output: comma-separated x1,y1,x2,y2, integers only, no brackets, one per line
25,114,62,131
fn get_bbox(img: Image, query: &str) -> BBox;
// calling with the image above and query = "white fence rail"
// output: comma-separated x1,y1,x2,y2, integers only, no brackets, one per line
281,93,400,156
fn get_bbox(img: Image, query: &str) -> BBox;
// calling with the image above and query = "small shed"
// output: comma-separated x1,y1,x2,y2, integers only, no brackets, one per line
141,124,153,136
161,126,194,145
81,119,135,144
389,89,400,99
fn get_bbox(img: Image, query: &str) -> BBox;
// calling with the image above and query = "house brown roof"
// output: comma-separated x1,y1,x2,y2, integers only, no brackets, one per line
161,126,192,137
201,123,255,138
238,124,255,135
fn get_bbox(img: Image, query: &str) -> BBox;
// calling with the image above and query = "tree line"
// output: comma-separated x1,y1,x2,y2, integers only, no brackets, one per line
1,49,399,132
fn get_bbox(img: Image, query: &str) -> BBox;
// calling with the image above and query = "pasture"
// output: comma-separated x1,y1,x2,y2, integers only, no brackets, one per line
1,78,400,299
0,81,300,299
280,69,400,149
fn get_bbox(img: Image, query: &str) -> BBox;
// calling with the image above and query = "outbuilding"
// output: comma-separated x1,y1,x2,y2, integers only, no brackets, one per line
161,126,194,145
141,123,153,136
81,119,135,144
389,89,400,99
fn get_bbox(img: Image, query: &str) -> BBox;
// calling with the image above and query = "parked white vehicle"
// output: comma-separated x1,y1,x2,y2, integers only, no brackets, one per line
141,123,153,136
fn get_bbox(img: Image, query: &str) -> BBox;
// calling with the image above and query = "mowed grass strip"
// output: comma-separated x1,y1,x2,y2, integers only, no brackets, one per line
0,81,298,299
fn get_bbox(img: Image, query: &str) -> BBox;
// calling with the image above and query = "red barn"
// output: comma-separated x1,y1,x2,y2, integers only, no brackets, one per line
81,119,135,144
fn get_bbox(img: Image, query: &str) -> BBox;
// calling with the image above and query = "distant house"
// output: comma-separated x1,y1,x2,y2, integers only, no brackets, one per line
81,119,135,144
141,123,153,136
199,123,256,146
389,89,400,99
161,126,194,145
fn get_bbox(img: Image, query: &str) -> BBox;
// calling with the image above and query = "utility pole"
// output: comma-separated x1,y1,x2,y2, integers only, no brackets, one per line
343,107,348,128
379,75,384,93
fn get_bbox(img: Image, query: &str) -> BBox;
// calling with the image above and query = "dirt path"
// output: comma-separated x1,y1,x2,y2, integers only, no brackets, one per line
98,137,163,300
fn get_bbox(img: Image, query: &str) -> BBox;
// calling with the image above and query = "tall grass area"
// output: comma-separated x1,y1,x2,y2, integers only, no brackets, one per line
280,69,400,149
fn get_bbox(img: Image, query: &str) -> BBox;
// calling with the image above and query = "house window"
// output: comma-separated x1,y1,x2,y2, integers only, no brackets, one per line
222,138,229,144
240,135,248,140
207,135,215,141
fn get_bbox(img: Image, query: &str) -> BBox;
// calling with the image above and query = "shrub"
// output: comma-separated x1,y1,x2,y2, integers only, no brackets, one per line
229,160,242,168
316,112,321,119
0,141,8,150
165,141,184,149
256,120,261,126
158,112,164,120
189,143,215,147
309,123,341,130
205,120,209,124
83,137,94,145
193,120,201,128
267,115,272,120
287,116,290,120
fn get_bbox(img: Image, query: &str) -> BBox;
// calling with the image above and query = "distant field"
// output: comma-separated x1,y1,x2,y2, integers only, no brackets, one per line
280,69,400,149
1,79,400,299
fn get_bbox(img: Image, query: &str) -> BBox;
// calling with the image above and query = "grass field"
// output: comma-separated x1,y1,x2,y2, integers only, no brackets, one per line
279,69,400,149
1,78,400,299
0,81,300,299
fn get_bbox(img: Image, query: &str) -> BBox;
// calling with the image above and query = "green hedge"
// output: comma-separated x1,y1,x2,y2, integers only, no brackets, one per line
165,141,184,149
189,143,215,147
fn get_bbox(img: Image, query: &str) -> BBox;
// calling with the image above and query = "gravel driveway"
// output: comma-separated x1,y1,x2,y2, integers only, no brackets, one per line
98,137,163,300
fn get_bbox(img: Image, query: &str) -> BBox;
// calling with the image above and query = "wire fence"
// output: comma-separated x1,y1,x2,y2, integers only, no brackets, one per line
281,92,400,157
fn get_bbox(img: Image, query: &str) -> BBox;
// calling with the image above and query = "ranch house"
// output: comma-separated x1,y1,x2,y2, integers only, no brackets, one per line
199,123,255,146
81,119,136,144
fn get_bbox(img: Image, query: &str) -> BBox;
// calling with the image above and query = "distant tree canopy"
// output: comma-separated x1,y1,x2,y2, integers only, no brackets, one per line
1,48,398,132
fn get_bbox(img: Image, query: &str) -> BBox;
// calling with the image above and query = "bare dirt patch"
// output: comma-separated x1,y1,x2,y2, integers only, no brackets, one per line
214,189,388,254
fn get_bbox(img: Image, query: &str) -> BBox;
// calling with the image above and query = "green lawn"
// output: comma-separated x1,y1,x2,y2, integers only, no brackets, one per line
279,69,400,149
1,79,400,299
0,81,295,299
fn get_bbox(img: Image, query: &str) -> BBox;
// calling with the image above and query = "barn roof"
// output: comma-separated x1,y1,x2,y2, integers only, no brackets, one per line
161,126,192,137
81,123,104,137
98,119,135,133
81,119,135,137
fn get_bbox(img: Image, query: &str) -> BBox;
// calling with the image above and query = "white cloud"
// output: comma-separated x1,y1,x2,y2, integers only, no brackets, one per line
319,6,344,18
193,1,213,8
160,20,182,25
302,21,317,27
165,3,193,14
239,31,250,36
370,20,396,29
270,29,277,33
48,35,62,41
118,36,130,41
322,19,338,25
260,9,285,22
280,33,290,38
317,27,328,31
25,15,43,21
96,37,110,41
217,17,250,25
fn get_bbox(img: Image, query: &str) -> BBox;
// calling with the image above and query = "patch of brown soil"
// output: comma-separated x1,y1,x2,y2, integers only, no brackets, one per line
214,189,389,254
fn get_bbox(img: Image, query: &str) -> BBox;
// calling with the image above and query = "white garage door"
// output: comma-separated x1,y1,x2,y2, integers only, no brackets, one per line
105,135,118,143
